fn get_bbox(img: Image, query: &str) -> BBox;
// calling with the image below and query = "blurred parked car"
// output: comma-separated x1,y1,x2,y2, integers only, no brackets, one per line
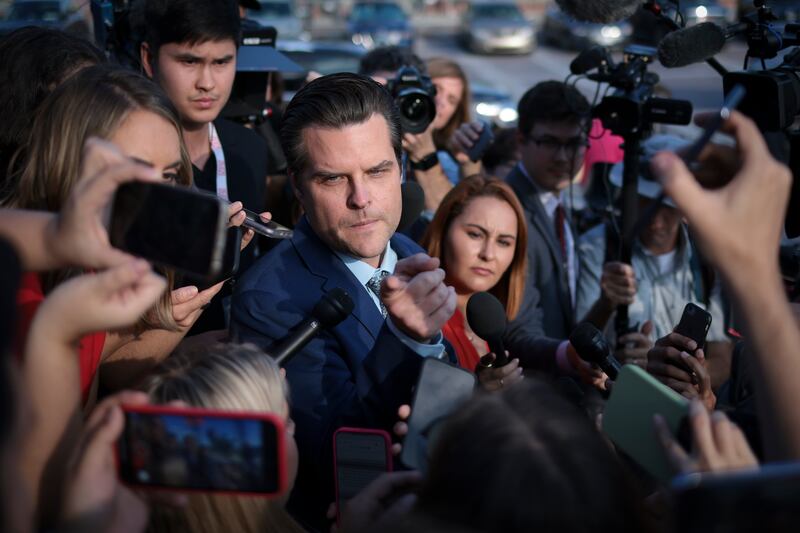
0,0,72,36
249,0,306,41
470,82,518,127
346,1,413,50
540,7,632,50
459,1,535,55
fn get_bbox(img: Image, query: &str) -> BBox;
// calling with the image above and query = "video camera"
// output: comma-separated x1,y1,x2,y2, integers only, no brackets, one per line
718,1,800,131
386,66,437,134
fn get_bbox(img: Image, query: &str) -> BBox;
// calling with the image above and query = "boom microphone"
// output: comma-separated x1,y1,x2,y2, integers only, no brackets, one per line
273,288,354,365
658,22,727,68
554,0,642,23
569,322,622,380
466,291,509,366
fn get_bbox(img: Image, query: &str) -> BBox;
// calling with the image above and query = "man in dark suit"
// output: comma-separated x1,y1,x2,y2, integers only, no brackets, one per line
140,0,268,333
231,73,456,528
506,81,591,340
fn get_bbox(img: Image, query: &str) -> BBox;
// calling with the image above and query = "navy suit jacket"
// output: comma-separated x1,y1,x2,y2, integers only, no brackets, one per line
231,217,427,527
506,165,575,340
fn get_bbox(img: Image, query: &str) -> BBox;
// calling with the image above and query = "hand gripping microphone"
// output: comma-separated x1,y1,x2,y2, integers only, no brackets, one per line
466,291,509,366
569,322,622,380
273,288,354,365
657,22,728,68
554,0,642,23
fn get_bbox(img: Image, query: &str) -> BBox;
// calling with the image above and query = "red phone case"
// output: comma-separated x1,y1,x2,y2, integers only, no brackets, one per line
116,404,287,498
333,427,392,524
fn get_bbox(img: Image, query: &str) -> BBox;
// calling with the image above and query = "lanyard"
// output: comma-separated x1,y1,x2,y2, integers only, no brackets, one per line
209,122,228,201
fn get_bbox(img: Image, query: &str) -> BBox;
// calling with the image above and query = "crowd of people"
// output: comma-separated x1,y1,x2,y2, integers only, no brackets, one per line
0,0,798,531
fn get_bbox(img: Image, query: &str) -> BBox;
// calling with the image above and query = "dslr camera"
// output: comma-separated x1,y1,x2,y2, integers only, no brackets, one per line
387,66,437,134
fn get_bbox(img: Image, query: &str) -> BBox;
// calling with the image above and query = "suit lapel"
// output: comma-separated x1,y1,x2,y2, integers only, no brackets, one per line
291,218,385,340
506,167,573,320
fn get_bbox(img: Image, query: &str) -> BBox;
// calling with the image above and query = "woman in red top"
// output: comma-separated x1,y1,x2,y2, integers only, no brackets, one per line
421,176,528,372
5,65,196,404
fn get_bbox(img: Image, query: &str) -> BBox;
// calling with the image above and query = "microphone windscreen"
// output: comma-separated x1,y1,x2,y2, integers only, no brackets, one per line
554,0,641,23
658,22,726,68
314,288,354,328
398,181,426,233
568,322,609,365
466,292,507,340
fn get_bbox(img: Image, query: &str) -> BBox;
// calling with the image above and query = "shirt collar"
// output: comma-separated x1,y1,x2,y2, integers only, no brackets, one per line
517,162,561,218
335,243,398,286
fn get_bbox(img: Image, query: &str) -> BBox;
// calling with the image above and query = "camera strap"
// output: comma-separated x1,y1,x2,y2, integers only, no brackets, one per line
209,122,229,201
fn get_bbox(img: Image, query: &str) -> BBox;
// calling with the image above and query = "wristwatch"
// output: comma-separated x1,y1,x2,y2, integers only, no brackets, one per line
410,151,439,171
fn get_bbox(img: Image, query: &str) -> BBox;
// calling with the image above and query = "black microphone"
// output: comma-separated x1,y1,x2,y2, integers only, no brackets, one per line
570,46,611,75
554,0,642,23
658,22,727,68
398,181,425,233
272,288,354,365
569,322,622,380
466,291,508,366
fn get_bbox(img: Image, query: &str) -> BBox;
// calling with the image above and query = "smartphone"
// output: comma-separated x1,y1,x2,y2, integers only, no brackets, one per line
193,226,242,290
333,428,392,522
672,462,800,533
400,358,476,472
466,121,495,163
674,302,713,354
110,182,228,279
117,405,286,497
602,364,689,483
240,208,293,239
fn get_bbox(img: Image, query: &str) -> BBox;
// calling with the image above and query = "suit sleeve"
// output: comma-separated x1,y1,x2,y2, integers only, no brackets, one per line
232,288,421,458
503,278,563,373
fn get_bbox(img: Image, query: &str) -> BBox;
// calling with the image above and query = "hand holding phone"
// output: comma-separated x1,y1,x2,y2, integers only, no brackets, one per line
238,208,293,239
110,182,228,279
117,405,287,497
465,121,494,163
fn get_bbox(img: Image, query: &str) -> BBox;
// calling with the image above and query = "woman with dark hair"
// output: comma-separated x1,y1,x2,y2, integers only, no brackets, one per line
421,176,527,375
417,379,653,533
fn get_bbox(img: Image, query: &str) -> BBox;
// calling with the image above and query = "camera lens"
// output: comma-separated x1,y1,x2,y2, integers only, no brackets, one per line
402,95,429,121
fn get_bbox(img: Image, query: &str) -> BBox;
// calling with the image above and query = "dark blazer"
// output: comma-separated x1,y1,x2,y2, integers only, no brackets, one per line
189,119,267,335
231,217,428,528
506,165,575,340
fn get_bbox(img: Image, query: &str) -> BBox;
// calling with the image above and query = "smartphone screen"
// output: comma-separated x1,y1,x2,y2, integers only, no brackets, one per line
334,429,391,503
110,182,227,279
118,406,285,496
674,303,712,352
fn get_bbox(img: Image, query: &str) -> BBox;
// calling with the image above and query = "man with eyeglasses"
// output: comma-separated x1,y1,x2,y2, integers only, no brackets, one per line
498,81,613,390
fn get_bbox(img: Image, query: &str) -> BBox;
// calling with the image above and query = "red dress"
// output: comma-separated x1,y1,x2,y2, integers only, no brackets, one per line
15,273,105,404
442,308,488,372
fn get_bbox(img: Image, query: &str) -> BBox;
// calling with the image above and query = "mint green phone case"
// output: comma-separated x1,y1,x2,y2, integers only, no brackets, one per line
602,364,690,483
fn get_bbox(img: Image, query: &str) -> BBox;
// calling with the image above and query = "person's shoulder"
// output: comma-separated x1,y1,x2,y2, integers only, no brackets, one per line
579,223,607,247
236,238,304,293
214,118,267,152
391,231,425,257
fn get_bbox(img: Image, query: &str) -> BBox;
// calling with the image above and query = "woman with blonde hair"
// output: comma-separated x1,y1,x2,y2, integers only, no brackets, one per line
5,64,241,403
142,343,305,533
421,176,527,381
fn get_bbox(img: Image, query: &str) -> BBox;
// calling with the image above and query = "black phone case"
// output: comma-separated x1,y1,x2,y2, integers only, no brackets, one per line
400,358,476,472
674,303,712,351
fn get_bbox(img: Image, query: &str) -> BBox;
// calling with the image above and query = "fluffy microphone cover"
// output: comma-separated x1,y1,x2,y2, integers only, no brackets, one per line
554,0,642,23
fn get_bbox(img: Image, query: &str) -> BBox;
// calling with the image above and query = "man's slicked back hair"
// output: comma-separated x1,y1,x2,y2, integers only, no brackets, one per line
141,0,241,53
517,81,591,138
280,73,402,178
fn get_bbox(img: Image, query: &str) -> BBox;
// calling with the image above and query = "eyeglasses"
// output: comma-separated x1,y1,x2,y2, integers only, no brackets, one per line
528,136,589,155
